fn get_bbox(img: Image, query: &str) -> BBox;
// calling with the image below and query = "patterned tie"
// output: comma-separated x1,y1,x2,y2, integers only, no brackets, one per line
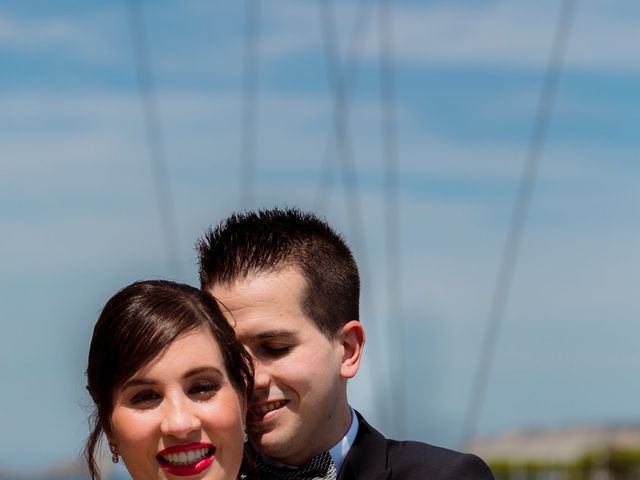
252,451,337,480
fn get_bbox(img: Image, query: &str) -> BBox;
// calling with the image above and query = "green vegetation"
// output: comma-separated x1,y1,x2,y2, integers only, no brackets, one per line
486,448,640,480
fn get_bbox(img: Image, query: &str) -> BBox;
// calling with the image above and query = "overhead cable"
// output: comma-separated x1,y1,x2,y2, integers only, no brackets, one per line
317,0,392,428
459,0,579,448
125,0,181,278
313,0,376,213
240,0,261,209
378,0,406,437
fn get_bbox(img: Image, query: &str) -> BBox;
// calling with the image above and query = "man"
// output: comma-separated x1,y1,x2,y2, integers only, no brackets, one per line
197,207,494,479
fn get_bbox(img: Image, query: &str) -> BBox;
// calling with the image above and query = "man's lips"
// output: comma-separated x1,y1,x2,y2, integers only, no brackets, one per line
156,442,215,469
249,399,289,420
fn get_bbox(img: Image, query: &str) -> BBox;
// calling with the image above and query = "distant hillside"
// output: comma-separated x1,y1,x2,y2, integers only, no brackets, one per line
469,423,640,480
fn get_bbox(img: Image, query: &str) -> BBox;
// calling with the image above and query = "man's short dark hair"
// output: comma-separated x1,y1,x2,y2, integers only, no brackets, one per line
197,207,360,337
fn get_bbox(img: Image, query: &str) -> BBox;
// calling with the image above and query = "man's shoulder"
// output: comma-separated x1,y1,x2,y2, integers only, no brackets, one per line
346,412,494,479
385,438,494,478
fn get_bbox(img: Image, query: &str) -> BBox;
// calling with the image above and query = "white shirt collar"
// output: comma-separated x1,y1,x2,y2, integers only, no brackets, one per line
328,407,359,472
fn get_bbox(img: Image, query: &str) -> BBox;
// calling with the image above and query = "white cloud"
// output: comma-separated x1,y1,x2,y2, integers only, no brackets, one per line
381,1,640,70
0,9,123,63
249,1,640,71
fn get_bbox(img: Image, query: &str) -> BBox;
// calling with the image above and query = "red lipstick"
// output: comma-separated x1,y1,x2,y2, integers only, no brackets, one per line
156,442,215,477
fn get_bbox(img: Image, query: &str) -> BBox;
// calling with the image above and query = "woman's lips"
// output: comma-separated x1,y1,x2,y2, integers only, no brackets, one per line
156,443,215,477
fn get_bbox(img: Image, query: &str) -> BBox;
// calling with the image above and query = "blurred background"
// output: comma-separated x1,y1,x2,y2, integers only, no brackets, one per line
1,0,639,478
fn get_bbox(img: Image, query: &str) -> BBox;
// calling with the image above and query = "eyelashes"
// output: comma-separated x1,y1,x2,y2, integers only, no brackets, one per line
130,389,160,406
189,380,220,399
126,380,221,408
265,347,290,357
260,343,293,358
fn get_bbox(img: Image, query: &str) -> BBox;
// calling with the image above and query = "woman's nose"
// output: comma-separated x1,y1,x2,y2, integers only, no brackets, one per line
160,396,201,438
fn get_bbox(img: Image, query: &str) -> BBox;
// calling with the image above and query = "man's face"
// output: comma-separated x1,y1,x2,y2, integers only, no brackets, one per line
210,267,350,465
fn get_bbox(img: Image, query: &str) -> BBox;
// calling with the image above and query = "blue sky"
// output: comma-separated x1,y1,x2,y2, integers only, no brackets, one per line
2,0,640,474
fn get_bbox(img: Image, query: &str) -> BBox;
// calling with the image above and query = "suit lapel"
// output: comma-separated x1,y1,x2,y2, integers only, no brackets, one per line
337,412,392,480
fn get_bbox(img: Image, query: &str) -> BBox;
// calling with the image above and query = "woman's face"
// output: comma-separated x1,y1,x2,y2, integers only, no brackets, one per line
109,327,246,480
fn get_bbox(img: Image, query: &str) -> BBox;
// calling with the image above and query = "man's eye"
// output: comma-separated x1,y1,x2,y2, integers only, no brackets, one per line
262,344,291,356
130,390,160,406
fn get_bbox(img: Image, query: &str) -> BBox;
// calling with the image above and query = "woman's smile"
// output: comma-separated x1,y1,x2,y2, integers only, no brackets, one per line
109,328,246,479
156,442,216,476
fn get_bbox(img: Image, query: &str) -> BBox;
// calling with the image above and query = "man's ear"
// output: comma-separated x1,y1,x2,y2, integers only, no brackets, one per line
337,320,365,379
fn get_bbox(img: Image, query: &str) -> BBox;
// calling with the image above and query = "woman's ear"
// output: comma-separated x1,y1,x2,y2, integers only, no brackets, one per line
337,320,365,379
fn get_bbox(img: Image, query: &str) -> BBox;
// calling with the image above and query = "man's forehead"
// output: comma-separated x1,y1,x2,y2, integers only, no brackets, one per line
207,269,318,337
213,266,305,290
210,270,307,314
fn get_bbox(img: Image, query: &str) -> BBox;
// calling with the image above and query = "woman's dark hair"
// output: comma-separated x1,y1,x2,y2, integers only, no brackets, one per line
84,280,254,480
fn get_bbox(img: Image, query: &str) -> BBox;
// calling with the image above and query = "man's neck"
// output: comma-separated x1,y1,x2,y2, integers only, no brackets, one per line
260,407,358,470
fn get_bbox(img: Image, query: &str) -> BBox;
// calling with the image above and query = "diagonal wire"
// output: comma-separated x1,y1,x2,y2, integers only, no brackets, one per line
460,0,579,448
317,0,392,428
240,0,261,210
378,0,406,437
125,0,181,277
313,0,376,213
317,0,365,273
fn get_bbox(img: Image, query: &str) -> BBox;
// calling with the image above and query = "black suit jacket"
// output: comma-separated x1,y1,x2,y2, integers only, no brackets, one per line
338,412,494,480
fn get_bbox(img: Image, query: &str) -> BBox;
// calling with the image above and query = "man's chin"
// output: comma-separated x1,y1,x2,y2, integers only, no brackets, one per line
255,430,299,461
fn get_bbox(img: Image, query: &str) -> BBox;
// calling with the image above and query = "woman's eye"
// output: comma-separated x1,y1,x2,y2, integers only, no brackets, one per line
130,390,160,406
189,381,218,399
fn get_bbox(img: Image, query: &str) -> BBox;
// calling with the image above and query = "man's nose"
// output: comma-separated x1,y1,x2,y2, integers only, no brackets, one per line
160,395,201,438
252,361,271,393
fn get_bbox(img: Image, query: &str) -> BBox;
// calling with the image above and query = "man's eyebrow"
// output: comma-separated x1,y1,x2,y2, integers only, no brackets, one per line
255,330,297,340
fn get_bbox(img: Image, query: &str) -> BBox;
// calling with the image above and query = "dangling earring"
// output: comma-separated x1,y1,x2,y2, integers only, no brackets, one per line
243,425,248,443
109,443,119,464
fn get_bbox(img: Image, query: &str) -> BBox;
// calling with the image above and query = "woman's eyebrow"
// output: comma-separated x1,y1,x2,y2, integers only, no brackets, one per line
120,366,225,391
120,377,155,391
183,366,224,379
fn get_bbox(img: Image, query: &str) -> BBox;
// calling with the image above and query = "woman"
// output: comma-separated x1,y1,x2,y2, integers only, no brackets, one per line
85,280,254,480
